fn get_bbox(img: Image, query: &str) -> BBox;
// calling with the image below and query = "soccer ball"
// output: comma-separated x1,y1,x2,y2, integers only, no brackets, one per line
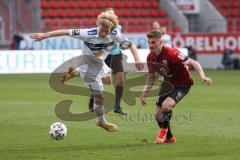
49,122,67,140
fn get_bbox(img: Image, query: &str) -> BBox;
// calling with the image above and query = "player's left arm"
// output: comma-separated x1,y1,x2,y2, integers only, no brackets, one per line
30,29,70,41
114,31,144,71
188,59,213,85
128,43,144,71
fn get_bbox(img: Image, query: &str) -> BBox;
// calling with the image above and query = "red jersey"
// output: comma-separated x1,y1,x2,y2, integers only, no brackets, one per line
147,46,193,87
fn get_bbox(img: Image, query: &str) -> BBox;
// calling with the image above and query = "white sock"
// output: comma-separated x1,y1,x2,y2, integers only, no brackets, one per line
94,103,107,125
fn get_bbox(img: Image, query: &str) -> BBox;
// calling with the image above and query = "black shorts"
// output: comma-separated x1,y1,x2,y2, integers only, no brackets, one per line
156,82,190,107
105,54,124,74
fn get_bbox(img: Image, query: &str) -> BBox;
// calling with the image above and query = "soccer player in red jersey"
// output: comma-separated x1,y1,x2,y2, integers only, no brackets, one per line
140,31,212,144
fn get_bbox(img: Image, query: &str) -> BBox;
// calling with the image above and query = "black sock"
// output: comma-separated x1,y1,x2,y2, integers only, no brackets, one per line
88,94,94,111
115,85,123,109
166,124,173,139
158,110,172,128
157,121,163,128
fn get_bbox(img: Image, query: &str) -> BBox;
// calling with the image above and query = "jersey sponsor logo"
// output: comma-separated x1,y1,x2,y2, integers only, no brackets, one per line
88,29,97,35
73,29,80,35
162,60,168,65
156,64,172,77
111,30,117,35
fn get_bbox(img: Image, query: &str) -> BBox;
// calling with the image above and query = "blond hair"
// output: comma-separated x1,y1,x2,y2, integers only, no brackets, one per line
97,11,118,31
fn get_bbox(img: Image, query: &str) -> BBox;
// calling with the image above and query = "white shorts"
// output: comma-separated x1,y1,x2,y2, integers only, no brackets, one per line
77,56,112,95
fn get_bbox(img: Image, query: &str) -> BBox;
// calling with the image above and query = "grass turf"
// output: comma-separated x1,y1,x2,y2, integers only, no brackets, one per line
0,70,240,160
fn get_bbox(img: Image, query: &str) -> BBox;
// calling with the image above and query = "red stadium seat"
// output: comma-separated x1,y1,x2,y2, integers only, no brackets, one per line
236,19,240,25
47,9,57,18
63,19,72,26
49,1,57,9
96,0,107,8
41,0,48,9
119,19,127,26
137,18,146,25
158,10,166,17
114,1,125,8
69,0,78,8
75,10,85,17
40,0,178,33
142,1,151,8
65,9,74,18
58,1,69,8
227,26,234,32
85,9,94,17
172,27,180,33
123,1,132,8
236,27,240,32
86,1,95,8
151,1,159,8
93,9,102,17
56,9,65,18
128,18,136,26
149,10,158,17
132,9,140,17
140,10,149,17
78,1,87,8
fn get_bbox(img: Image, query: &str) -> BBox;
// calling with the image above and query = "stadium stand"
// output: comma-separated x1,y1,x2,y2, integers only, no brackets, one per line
211,0,240,33
40,0,180,33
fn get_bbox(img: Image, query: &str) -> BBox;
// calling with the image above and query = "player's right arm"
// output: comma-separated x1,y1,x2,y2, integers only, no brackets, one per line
30,29,70,41
140,72,155,105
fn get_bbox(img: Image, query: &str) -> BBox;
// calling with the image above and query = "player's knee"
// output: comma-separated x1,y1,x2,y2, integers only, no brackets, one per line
162,101,173,112
116,77,124,86
102,77,112,85
94,95,104,105
115,72,124,86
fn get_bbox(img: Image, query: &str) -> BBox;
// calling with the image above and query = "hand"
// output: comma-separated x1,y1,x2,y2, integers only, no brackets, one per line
135,62,144,71
30,33,45,41
201,76,212,85
140,93,147,105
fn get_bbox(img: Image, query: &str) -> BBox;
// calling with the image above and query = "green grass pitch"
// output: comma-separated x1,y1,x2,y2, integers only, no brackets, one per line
0,70,240,160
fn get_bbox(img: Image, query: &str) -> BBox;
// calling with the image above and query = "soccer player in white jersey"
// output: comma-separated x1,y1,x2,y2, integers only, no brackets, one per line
152,21,172,47
88,8,127,115
30,12,144,132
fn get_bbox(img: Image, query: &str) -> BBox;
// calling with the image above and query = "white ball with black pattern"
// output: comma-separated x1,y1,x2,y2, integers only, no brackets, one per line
49,122,67,140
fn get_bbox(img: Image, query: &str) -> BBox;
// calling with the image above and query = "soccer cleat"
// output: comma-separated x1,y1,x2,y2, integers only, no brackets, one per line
96,120,118,132
61,67,78,83
114,107,127,115
163,136,176,143
153,128,168,144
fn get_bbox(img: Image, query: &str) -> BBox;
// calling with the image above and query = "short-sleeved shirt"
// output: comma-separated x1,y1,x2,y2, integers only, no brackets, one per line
109,25,122,55
147,46,193,87
69,27,127,60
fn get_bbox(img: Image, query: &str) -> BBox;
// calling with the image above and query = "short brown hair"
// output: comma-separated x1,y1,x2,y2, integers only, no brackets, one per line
147,30,162,39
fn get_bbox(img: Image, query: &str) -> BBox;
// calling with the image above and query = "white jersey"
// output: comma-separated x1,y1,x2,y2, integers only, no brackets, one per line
162,34,172,47
69,27,127,60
